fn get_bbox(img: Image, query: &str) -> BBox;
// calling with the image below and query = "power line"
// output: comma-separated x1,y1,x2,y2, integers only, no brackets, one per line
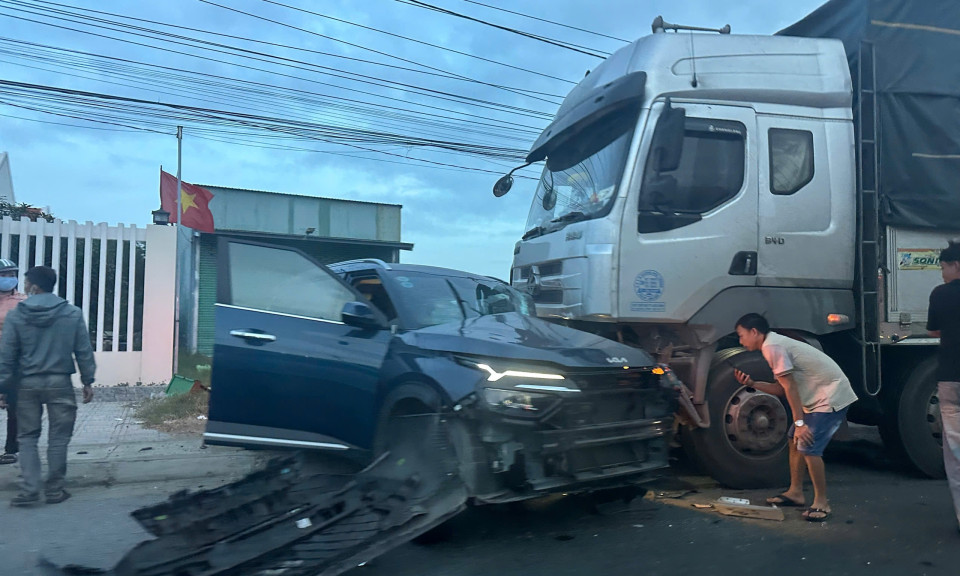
397,0,609,58
0,80,531,159
0,11,556,146
0,36,546,136
254,0,578,85
0,2,558,117
457,0,632,44
10,0,566,101
0,58,526,149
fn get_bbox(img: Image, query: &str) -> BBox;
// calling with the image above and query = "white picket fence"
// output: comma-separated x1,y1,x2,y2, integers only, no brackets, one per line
0,218,176,386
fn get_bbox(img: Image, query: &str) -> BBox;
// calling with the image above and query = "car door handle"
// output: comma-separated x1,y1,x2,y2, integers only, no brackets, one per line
230,330,277,342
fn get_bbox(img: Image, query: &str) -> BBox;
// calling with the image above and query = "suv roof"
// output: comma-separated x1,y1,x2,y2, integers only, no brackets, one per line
330,260,505,282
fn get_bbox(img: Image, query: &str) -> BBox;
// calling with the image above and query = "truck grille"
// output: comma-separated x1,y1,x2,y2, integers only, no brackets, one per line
517,261,563,279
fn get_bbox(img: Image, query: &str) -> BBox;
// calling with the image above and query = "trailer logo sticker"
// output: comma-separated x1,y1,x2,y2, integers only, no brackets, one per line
897,249,940,271
632,270,666,312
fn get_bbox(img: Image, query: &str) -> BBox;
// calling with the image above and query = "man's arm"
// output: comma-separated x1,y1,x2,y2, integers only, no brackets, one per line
735,370,784,397
72,310,96,396
776,372,815,446
0,312,21,395
775,373,805,422
928,288,941,338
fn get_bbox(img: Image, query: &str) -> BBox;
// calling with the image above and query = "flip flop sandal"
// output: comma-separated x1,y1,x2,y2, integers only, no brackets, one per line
805,507,831,522
766,493,804,507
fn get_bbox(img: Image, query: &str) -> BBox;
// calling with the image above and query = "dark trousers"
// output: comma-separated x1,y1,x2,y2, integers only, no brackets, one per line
3,389,16,454
17,376,76,495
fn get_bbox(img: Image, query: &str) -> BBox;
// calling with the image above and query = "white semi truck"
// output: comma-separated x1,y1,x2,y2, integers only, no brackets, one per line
494,0,960,487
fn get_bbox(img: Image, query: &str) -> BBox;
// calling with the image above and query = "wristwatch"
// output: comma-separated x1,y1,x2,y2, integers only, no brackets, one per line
794,419,805,427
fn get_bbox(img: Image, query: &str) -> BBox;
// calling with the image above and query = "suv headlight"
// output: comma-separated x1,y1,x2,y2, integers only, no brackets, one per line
457,357,570,385
483,388,559,415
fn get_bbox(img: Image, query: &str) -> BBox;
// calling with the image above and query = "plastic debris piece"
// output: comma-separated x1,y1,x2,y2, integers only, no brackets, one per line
296,518,312,529
714,499,785,521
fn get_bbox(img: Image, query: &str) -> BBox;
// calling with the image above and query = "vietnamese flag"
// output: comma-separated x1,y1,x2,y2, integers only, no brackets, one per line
159,169,215,233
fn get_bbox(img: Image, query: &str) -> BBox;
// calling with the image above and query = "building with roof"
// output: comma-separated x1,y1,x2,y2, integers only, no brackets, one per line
179,184,412,356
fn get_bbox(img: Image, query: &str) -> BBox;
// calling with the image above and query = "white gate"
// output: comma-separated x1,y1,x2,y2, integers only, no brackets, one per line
0,218,176,386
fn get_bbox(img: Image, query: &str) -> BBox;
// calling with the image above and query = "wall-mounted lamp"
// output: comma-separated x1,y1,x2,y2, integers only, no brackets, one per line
152,208,171,225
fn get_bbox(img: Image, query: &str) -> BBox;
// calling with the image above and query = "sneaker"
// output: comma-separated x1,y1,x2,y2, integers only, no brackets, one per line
0,452,16,465
10,492,40,507
45,490,71,504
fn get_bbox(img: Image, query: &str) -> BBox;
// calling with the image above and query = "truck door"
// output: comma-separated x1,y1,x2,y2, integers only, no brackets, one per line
757,115,855,288
620,101,759,322
205,238,391,452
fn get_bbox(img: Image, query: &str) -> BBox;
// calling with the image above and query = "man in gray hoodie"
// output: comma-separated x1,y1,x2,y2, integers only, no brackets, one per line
0,266,95,506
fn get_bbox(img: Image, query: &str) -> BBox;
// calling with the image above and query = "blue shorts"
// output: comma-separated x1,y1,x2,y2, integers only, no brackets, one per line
787,408,848,457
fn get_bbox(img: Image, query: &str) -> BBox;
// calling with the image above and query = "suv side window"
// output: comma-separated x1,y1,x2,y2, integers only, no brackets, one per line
640,118,746,214
227,242,355,321
769,128,814,195
347,273,398,321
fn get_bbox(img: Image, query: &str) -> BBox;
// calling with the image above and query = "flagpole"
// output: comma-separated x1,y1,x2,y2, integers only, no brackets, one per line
173,126,183,375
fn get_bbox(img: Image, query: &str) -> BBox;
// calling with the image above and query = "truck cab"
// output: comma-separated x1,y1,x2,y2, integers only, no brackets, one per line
502,14,958,487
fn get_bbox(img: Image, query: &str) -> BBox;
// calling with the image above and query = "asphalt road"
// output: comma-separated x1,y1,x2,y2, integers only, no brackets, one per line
2,427,958,576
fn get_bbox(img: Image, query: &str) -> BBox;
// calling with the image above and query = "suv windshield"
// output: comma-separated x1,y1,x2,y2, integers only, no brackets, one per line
385,270,534,329
522,109,638,239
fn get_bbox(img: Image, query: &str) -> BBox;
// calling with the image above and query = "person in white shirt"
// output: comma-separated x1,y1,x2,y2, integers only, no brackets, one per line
734,313,858,522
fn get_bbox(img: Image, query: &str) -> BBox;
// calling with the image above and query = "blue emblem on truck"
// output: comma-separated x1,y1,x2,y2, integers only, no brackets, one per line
634,270,664,302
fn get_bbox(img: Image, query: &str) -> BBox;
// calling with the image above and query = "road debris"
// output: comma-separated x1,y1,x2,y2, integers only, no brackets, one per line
39,450,468,576
713,499,785,521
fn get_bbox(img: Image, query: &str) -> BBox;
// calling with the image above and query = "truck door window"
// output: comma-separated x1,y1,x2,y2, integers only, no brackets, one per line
227,242,356,322
640,118,746,215
769,128,814,195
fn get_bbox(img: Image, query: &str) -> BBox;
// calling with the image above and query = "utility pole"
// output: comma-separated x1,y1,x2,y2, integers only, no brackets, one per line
173,126,183,374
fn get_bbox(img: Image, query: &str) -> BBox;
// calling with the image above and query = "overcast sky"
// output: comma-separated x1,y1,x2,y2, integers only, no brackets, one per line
0,0,826,279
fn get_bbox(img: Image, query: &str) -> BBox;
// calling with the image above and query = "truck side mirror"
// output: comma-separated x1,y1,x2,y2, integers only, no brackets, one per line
651,103,686,173
342,301,385,330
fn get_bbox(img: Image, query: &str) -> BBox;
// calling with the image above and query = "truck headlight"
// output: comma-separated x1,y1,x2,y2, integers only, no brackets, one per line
483,388,559,414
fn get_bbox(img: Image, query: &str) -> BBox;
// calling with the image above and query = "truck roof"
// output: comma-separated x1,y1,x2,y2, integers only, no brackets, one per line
560,33,852,115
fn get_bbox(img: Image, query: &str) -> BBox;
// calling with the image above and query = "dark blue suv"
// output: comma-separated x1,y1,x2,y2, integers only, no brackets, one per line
206,238,676,502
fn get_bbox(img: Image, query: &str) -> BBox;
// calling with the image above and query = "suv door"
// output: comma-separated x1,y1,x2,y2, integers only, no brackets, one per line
205,239,391,453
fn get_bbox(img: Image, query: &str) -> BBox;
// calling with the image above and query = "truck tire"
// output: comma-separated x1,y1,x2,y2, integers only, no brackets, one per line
682,348,790,489
894,357,945,478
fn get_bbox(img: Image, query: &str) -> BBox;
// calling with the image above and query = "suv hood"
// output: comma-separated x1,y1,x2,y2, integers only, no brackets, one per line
400,313,655,369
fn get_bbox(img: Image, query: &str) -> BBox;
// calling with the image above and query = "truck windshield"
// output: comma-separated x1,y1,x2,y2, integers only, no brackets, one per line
522,110,637,239
386,270,535,329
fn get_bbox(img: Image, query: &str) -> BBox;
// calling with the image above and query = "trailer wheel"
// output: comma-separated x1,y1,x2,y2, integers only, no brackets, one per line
894,357,945,478
682,349,790,488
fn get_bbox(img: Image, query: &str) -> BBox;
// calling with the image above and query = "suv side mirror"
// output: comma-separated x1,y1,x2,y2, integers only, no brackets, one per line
342,301,385,330
651,102,685,173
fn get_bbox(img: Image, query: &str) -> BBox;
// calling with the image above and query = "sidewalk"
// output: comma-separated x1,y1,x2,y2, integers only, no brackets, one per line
0,387,265,492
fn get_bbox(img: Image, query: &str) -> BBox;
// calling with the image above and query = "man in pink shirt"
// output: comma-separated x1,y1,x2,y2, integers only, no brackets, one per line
0,259,26,464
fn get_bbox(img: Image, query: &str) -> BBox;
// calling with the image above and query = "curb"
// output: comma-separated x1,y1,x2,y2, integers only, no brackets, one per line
68,450,267,488
0,445,268,492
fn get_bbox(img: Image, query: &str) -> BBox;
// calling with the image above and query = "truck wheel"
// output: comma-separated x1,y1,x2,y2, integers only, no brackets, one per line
682,349,790,489
895,357,945,478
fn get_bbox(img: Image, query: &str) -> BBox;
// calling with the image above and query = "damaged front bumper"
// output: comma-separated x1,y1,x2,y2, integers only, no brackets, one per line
458,367,677,502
